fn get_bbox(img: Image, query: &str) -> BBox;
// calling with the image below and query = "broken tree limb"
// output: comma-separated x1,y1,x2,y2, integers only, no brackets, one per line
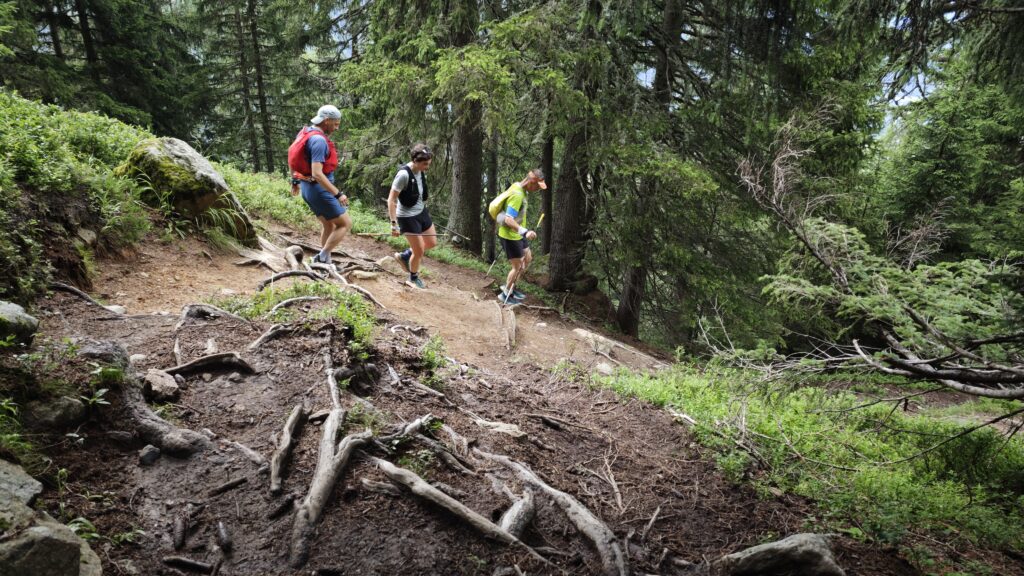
290,421,372,568
475,449,629,576
48,281,121,314
164,352,254,376
499,488,536,539
248,324,293,351
270,404,308,495
123,382,212,457
257,270,322,291
371,457,553,568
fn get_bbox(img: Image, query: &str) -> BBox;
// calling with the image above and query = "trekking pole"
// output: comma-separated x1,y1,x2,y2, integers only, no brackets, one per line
433,223,471,243
355,232,449,238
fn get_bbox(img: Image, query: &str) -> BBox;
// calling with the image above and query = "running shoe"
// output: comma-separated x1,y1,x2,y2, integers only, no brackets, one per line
393,251,411,273
406,277,426,289
498,290,523,305
512,288,527,300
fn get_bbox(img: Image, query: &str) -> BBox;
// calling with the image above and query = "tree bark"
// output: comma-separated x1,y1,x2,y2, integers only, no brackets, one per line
446,0,483,254
615,0,683,336
485,129,498,263
540,136,554,255
48,2,65,61
73,0,99,82
549,129,589,291
248,0,274,173
235,6,261,172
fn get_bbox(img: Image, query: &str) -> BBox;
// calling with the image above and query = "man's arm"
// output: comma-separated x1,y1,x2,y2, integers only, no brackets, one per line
311,162,343,201
387,188,401,236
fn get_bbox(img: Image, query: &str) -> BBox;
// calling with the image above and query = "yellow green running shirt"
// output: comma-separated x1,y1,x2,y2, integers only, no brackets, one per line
497,183,528,241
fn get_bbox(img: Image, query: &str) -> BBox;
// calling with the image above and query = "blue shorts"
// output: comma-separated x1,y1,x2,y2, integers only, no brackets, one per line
500,237,530,260
300,181,346,220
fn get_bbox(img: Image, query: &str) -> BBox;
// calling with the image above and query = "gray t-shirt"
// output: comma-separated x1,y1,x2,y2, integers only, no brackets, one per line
391,164,424,217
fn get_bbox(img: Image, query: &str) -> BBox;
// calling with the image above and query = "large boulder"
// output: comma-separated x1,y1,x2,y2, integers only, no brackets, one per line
0,460,102,576
715,533,845,576
117,137,256,245
0,301,39,346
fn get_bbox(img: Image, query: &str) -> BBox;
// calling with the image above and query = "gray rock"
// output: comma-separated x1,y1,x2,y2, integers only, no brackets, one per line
139,445,161,466
716,533,845,576
0,301,39,346
117,137,256,245
129,353,147,364
104,304,127,315
76,228,97,246
76,339,129,369
228,372,242,382
0,515,82,576
142,369,180,402
173,374,187,389
23,397,87,429
0,459,43,505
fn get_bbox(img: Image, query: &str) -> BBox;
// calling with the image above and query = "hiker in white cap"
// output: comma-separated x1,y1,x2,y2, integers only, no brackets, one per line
287,104,350,265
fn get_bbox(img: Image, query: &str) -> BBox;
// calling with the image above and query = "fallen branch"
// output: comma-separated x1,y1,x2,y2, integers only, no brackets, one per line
208,476,247,497
164,352,254,376
162,556,212,573
270,404,307,494
257,270,322,291
248,324,293,351
475,449,628,576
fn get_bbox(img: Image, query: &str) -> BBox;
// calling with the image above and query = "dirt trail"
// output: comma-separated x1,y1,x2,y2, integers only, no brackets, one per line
24,229,923,576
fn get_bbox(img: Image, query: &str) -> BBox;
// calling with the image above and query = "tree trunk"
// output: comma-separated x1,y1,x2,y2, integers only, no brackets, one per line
540,136,554,255
446,0,483,254
48,2,65,60
73,0,99,82
449,99,484,255
549,129,589,291
485,129,498,263
615,0,683,336
235,6,261,172
248,0,274,173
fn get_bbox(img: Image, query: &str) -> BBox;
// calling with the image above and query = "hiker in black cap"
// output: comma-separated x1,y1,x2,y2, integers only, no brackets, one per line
387,143,436,289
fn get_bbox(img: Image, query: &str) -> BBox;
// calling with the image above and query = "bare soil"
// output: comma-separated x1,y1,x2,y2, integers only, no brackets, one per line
18,229,958,575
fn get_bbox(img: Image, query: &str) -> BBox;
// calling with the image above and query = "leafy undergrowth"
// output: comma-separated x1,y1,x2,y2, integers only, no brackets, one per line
594,365,1024,572
211,281,376,357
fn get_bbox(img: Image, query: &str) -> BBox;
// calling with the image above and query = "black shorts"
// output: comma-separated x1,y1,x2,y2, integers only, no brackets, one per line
500,237,530,260
397,206,433,234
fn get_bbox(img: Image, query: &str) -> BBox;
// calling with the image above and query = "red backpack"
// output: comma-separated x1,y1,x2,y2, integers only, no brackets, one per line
287,127,338,179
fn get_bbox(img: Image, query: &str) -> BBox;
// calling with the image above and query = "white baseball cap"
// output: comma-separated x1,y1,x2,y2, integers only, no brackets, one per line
311,105,341,124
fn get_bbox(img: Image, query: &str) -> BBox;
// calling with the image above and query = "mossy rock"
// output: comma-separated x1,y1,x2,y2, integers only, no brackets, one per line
116,138,257,246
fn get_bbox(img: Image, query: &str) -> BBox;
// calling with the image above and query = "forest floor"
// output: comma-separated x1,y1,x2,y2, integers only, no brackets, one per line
23,226,955,575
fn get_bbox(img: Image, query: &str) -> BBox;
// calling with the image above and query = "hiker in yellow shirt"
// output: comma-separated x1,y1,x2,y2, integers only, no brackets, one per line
497,169,547,304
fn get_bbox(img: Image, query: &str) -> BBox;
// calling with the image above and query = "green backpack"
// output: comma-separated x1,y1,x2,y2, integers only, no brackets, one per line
488,185,518,221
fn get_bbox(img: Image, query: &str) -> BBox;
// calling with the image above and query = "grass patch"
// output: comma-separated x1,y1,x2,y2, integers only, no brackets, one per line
420,335,448,390
212,282,376,354
594,365,1024,562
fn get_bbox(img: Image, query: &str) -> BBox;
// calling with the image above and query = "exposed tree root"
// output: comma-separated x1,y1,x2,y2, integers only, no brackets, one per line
257,270,322,291
268,493,296,520
164,352,254,376
308,262,387,309
284,245,305,270
285,237,377,263
371,457,553,567
416,433,477,476
49,281,122,314
499,488,536,539
248,324,293,351
162,556,212,573
289,409,372,568
175,303,251,331
123,383,212,457
224,440,267,468
270,404,307,494
208,476,247,497
268,296,323,316
475,449,629,576
361,477,401,496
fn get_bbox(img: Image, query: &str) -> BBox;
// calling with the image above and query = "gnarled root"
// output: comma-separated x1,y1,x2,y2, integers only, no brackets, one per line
257,270,322,291
49,281,121,315
475,449,629,576
123,383,212,457
248,324,294,351
499,488,536,539
164,352,254,376
270,404,307,494
289,409,372,568
175,303,250,330
371,457,552,568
